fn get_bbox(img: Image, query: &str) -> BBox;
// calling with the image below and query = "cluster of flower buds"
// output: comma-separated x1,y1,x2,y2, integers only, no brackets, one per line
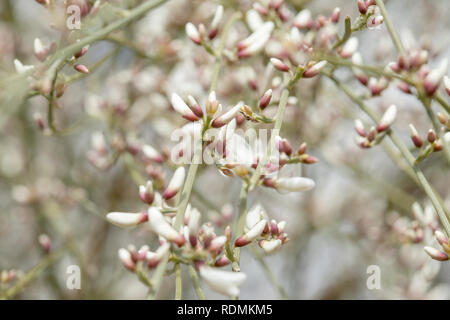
409,125,443,163
424,231,450,262
354,105,397,148
234,205,288,255
275,137,318,166
118,242,171,271
186,5,224,45
390,216,424,244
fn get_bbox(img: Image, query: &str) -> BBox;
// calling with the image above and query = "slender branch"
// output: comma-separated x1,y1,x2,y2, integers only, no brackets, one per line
188,265,206,300
231,182,249,273
175,263,182,300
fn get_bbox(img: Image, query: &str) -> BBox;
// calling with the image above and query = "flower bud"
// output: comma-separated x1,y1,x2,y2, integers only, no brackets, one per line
38,234,51,253
139,181,154,205
259,239,282,254
435,230,449,247
424,246,449,261
163,167,186,200
199,266,247,297
212,102,243,128
354,119,366,137
209,235,227,253
270,58,290,72
187,95,204,118
34,38,49,61
427,129,437,143
186,23,202,45
409,124,423,148
106,211,148,228
14,59,34,74
235,219,267,247
293,9,312,29
340,37,359,59
424,58,448,96
206,91,219,116
444,75,450,96
215,255,231,267
302,61,327,78
358,0,368,14
209,5,223,39
118,248,136,271
146,242,170,268
171,93,199,121
74,64,89,74
148,207,185,246
376,104,397,132
274,177,315,193
237,22,274,58
259,89,273,110
188,208,201,247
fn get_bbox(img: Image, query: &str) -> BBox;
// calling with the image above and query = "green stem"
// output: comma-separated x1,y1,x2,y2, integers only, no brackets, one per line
188,265,206,300
175,263,182,300
232,182,249,273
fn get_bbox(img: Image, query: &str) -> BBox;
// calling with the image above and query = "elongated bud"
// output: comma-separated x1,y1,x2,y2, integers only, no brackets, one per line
424,58,448,96
435,230,449,246
302,61,327,78
424,246,449,261
237,22,274,58
212,102,243,128
74,64,89,74
259,89,272,110
225,225,232,241
293,9,312,29
367,15,384,28
409,124,423,148
331,7,340,23
209,5,223,39
163,167,186,200
38,234,51,253
199,266,247,297
188,208,201,247
270,58,290,72
235,219,267,247
146,243,170,268
34,38,49,61
444,75,450,96
376,104,397,132
215,255,231,267
118,248,136,271
354,119,366,137
148,207,185,246
74,45,89,59
296,142,307,155
427,129,437,143
187,95,204,118
358,0,368,14
274,177,315,193
139,181,154,205
259,239,282,254
209,235,227,253
142,144,163,163
352,53,368,85
340,37,358,59
206,91,219,116
186,22,202,45
171,93,199,121
106,211,148,228
14,59,34,74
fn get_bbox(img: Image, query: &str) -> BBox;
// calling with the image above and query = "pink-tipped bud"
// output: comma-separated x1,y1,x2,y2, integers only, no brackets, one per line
424,58,448,96
259,239,282,254
274,177,315,193
293,9,312,29
270,220,279,235
171,93,199,121
215,255,231,267
354,119,366,137
270,58,290,72
427,129,437,143
225,225,232,241
358,0,368,14
38,234,51,253
148,207,185,246
434,139,443,152
376,104,397,132
435,230,449,246
302,61,327,78
74,64,89,74
367,15,384,28
211,102,243,128
235,219,267,247
187,95,204,118
209,5,223,40
118,248,136,271
209,235,227,253
331,7,340,23
409,124,423,148
444,75,450,96
163,166,186,200
259,89,272,110
188,208,201,247
424,246,449,261
296,142,307,155
74,45,89,59
34,38,49,61
397,81,411,94
186,23,202,45
106,211,148,228
139,181,154,205
340,37,358,59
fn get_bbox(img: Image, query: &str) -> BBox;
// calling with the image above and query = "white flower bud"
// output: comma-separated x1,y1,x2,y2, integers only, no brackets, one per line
424,58,448,96
443,75,450,96
340,37,359,59
148,207,185,246
245,204,267,230
142,144,163,162
274,177,315,193
293,9,312,29
199,266,247,297
211,102,243,128
235,219,267,247
237,22,274,58
211,5,224,30
171,93,199,121
118,248,135,270
424,246,449,261
259,239,282,254
246,9,263,32
106,211,148,228
377,104,397,132
209,235,227,252
163,166,186,200
14,59,34,74
186,22,201,45
302,61,327,78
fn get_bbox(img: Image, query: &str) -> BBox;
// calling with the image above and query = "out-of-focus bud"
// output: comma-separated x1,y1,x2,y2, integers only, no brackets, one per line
106,211,148,228
293,9,312,29
171,93,199,121
302,61,327,78
444,75,450,96
424,58,448,96
435,230,449,247
34,38,50,61
38,234,51,253
163,167,186,200
199,266,247,297
142,144,164,163
354,119,367,137
424,246,449,261
270,58,290,72
146,242,170,268
209,235,227,253
409,124,423,148
340,37,359,59
330,7,341,23
209,5,223,39
74,45,89,59
296,142,307,155
397,81,411,94
225,225,232,241
367,15,384,28
259,89,273,110
187,95,204,118
139,181,154,205
352,53,368,85
74,64,89,74
34,113,45,131
118,248,136,271
237,22,274,58
427,129,437,143
246,9,264,32
235,220,267,247
376,104,397,132
188,208,201,247
367,126,377,142
433,139,443,152
148,207,185,246
212,102,244,128
14,59,34,74
273,177,315,193
369,77,389,96
358,0,368,14
215,255,231,267
259,239,282,254
186,23,202,45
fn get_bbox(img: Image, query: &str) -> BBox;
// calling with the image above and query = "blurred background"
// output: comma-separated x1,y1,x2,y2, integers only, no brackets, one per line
0,0,450,299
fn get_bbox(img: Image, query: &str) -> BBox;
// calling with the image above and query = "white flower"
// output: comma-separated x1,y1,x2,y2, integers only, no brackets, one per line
211,5,224,30
377,104,397,132
106,211,147,228
340,37,359,58
163,166,186,200
235,219,267,247
238,22,274,58
259,239,282,254
14,59,34,74
246,9,263,32
171,93,199,121
245,204,267,230
211,102,243,128
293,9,312,29
186,22,201,44
199,266,247,297
274,177,315,193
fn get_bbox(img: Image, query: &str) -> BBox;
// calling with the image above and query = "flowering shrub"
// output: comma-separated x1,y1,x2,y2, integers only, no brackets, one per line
1,0,450,299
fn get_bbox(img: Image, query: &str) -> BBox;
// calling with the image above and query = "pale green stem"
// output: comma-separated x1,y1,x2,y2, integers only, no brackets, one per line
147,251,170,300
188,265,206,300
231,182,249,273
175,263,182,300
